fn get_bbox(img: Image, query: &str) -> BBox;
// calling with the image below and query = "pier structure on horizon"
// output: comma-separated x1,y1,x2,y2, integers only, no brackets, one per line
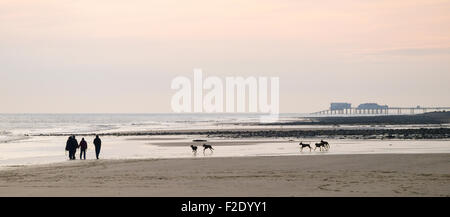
311,102,450,116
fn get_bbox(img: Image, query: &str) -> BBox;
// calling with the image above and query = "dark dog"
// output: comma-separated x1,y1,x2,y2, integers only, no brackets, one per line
203,144,214,153
299,142,312,152
314,142,326,151
190,145,198,154
320,140,330,150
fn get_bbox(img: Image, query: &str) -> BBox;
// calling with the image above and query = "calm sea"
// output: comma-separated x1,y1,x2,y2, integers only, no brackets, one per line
0,113,307,143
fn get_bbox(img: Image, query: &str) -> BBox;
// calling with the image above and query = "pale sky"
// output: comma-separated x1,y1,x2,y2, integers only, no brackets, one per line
1,0,449,113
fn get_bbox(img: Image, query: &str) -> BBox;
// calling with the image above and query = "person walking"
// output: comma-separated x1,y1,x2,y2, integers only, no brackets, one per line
70,135,79,160
65,136,72,160
93,135,102,159
66,135,78,160
79,138,88,160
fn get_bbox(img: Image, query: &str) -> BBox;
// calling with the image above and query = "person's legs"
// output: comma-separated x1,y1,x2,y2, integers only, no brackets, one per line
83,149,86,159
80,150,82,159
95,146,100,159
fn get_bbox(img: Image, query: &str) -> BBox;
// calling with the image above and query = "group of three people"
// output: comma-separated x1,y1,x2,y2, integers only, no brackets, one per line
65,135,102,160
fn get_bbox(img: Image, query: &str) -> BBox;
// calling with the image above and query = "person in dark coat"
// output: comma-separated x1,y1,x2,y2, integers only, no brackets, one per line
70,135,78,160
68,136,76,160
79,138,88,160
65,136,72,160
93,135,102,159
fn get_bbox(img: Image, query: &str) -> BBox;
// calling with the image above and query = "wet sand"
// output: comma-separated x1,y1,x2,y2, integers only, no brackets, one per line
0,153,448,196
148,140,277,147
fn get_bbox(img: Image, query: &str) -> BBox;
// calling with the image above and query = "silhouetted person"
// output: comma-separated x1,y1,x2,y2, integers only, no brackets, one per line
79,138,87,160
65,136,72,159
93,135,102,159
67,135,78,160
67,136,74,160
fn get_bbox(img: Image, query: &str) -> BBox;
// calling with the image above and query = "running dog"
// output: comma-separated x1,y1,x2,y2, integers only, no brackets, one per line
299,142,312,152
320,140,330,150
314,140,330,151
203,144,214,153
190,145,198,154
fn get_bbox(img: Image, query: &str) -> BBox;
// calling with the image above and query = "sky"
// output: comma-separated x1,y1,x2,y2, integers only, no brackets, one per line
0,0,449,113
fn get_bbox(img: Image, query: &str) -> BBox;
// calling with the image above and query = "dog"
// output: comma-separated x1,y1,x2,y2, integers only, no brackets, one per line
203,144,214,153
299,142,312,152
314,142,326,151
190,145,198,154
320,140,330,150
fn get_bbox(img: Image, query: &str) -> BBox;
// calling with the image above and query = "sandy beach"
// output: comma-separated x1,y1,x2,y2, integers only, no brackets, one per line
0,153,448,197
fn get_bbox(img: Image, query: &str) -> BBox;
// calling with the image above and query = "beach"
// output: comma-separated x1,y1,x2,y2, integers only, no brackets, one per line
0,113,449,197
0,153,448,197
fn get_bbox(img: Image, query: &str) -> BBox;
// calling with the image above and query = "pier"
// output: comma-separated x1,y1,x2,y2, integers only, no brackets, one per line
311,103,450,116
